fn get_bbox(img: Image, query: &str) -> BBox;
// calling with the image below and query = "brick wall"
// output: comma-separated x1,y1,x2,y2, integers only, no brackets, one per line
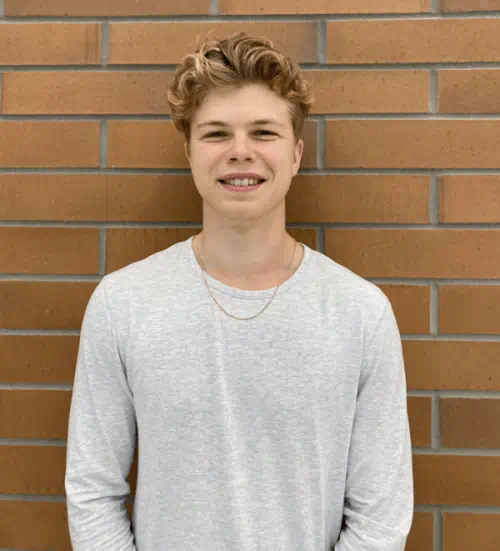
1,1,500,550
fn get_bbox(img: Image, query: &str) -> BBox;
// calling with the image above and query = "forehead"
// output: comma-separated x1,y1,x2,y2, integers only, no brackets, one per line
193,82,291,127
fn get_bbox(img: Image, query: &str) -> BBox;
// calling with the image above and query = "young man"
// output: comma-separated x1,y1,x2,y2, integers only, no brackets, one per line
65,32,414,550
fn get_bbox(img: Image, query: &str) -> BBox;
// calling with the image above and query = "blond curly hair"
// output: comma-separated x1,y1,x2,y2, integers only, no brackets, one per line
167,31,314,149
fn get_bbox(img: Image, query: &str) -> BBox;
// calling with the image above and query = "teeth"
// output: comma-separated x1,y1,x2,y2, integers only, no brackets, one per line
222,178,261,187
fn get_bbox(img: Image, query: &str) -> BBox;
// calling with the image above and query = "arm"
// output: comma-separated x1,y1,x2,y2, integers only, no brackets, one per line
334,300,414,551
65,279,137,550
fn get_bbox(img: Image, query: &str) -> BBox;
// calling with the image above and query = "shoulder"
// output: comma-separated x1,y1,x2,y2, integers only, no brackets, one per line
94,239,187,308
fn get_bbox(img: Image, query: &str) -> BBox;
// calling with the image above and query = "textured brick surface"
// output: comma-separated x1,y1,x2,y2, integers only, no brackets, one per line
438,70,500,113
375,284,430,335
0,228,99,274
439,175,500,223
443,513,500,551
0,335,78,384
0,122,99,168
325,120,500,169
326,19,500,63
408,397,432,447
441,0,500,11
2,72,175,115
219,0,431,14
0,282,97,330
0,446,66,494
0,502,71,550
0,390,71,439
403,341,500,391
106,175,201,222
5,0,209,16
325,229,500,278
288,175,429,223
109,22,318,64
107,121,191,169
0,23,100,65
0,174,107,222
413,455,500,506
439,286,500,335
306,70,429,114
405,512,434,551
441,398,500,448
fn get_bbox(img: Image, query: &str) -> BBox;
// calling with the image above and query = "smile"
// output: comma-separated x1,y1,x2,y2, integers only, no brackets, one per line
218,180,265,193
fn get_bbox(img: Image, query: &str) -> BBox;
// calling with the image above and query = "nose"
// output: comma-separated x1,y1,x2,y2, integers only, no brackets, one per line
228,133,256,162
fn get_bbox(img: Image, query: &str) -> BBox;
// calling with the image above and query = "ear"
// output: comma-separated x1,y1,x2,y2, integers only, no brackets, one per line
184,141,191,161
292,139,304,178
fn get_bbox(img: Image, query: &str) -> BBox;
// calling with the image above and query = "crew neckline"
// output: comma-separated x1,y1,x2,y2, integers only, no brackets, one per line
186,235,312,299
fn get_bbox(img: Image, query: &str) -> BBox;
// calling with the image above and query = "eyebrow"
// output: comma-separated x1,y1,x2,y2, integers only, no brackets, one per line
196,119,285,130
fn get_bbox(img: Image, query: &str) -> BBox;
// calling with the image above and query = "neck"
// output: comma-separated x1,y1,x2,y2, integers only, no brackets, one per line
194,228,299,288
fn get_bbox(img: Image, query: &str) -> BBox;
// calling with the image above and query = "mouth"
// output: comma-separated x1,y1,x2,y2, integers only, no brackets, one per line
217,178,266,186
217,178,266,193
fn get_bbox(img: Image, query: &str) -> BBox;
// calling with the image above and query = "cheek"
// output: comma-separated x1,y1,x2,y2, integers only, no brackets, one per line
190,147,220,172
269,151,291,171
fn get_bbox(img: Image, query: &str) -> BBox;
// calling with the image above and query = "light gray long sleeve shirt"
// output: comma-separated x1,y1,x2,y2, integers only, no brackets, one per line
65,235,414,550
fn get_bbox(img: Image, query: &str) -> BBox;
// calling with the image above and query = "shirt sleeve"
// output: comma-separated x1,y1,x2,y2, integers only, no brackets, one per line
65,278,137,550
334,299,414,551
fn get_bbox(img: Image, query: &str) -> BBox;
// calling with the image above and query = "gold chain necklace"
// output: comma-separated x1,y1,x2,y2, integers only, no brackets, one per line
193,234,297,321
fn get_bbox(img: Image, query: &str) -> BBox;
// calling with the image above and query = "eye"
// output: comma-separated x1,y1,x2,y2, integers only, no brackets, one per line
204,130,276,138
255,130,275,136
205,131,227,138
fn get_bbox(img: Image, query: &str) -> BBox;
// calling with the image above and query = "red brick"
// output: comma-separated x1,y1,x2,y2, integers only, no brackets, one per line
326,19,500,63
219,0,431,14
439,286,500,335
0,501,70,551
0,23,100,65
439,70,500,113
2,72,174,115
374,285,430,335
108,22,317,64
441,0,500,11
0,281,97,330
306,70,429,114
0,122,99,168
408,397,432,447
106,175,199,222
413,455,500,506
325,120,500,169
443,513,500,551
439,175,500,223
441,398,500,449
0,228,99,274
0,335,78,385
297,122,317,168
5,0,208,16
406,512,434,551
288,175,429,224
325,229,500,278
403,341,500,391
0,446,66,495
0,174,107,222
107,121,189,169
107,228,198,273
0,390,70,439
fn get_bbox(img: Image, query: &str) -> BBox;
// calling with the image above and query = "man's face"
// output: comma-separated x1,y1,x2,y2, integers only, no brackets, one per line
185,82,304,225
